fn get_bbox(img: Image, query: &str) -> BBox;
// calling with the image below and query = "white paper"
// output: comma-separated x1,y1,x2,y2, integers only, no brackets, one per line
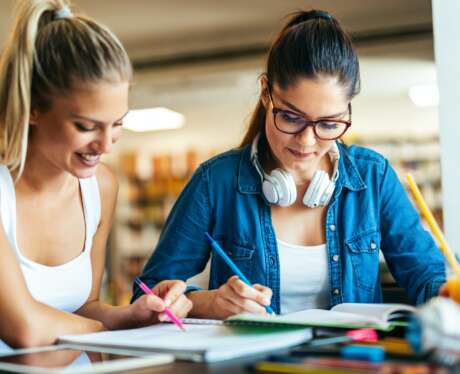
59,323,312,362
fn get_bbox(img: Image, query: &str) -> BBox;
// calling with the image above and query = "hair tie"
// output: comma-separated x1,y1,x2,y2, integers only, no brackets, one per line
55,6,73,20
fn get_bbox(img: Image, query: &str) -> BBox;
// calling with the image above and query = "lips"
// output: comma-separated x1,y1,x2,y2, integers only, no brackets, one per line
287,148,316,158
76,152,101,167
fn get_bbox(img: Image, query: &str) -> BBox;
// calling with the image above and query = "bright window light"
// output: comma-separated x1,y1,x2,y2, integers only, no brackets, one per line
408,83,439,107
123,107,185,132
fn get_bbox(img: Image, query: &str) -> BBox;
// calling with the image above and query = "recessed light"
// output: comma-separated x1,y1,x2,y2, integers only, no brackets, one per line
408,83,439,107
123,108,185,132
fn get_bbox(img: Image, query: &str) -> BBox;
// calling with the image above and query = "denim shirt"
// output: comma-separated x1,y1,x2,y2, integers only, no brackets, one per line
133,143,446,313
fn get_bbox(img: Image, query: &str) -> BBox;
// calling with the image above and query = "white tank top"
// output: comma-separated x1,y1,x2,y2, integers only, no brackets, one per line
278,239,330,314
0,165,100,313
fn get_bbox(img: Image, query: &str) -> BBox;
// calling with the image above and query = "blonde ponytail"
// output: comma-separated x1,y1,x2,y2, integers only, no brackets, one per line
0,0,132,177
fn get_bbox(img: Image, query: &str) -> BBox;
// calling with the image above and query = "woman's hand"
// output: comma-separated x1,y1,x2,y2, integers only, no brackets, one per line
209,275,272,319
130,280,192,326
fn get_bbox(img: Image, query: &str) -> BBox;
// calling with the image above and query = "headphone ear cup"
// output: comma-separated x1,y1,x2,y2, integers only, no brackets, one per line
270,169,297,206
262,178,280,204
320,180,336,206
303,170,328,207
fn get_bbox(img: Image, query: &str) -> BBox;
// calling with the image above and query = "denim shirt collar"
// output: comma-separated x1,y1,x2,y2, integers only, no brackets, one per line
237,143,367,197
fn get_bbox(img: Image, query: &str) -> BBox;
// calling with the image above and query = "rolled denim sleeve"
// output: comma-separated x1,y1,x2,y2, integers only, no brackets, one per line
378,160,446,305
131,164,212,302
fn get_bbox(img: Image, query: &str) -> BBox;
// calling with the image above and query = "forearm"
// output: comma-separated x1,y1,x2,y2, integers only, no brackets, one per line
3,301,104,348
76,300,137,330
39,305,104,339
187,290,220,319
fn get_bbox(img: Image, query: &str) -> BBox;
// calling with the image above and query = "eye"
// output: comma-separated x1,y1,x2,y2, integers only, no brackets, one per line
317,121,339,130
74,122,96,132
280,111,302,123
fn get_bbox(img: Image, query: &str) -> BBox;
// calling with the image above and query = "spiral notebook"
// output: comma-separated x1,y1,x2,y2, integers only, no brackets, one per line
184,303,416,331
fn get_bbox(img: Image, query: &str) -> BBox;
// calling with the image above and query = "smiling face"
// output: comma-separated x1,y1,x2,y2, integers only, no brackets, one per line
28,81,129,179
263,76,349,181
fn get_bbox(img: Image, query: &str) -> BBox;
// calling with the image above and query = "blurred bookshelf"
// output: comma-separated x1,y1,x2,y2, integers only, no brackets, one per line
108,149,216,305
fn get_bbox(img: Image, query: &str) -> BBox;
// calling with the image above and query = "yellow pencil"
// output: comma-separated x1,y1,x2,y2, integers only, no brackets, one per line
406,174,460,276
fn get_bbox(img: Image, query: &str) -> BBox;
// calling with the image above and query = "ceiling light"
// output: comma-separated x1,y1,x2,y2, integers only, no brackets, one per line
123,107,185,132
408,83,439,107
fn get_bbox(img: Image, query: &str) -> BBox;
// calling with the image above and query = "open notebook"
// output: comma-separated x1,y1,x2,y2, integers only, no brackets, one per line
59,323,312,363
184,303,416,331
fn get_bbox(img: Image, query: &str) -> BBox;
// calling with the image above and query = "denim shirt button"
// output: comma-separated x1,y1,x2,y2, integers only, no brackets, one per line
269,257,275,266
332,254,339,262
333,288,340,295
370,242,377,250
329,224,336,232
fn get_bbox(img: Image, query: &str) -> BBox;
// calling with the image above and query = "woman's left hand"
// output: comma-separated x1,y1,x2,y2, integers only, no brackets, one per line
130,280,192,326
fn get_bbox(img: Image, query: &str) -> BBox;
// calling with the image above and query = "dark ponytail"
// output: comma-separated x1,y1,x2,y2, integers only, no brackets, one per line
241,9,360,147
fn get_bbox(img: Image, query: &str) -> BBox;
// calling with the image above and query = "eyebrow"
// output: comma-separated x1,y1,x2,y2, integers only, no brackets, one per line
277,97,348,119
70,111,129,125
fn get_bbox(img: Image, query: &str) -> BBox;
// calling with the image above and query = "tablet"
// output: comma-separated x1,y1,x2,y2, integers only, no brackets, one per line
0,344,174,373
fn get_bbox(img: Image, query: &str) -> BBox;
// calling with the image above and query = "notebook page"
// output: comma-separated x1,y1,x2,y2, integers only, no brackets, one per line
331,303,416,322
181,318,223,325
59,323,312,362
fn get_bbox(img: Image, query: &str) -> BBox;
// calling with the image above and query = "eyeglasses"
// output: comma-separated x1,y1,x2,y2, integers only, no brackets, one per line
268,91,352,141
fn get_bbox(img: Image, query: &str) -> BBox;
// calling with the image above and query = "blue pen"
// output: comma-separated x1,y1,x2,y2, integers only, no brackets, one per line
204,232,275,314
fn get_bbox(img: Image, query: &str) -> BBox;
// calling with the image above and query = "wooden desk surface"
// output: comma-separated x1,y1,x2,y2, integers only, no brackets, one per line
115,348,460,374
119,353,267,374
131,361,249,374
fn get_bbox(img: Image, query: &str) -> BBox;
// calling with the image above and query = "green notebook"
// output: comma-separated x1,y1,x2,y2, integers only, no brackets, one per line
176,303,417,331
223,303,416,331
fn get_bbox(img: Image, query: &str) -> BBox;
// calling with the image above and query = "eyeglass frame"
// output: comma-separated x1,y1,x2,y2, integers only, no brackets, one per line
267,85,352,141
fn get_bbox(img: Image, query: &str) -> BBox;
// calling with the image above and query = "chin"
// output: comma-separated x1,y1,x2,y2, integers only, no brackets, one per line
288,157,315,169
70,165,98,179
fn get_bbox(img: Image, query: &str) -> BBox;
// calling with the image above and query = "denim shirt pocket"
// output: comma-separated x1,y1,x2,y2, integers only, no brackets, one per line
210,236,256,287
345,229,381,292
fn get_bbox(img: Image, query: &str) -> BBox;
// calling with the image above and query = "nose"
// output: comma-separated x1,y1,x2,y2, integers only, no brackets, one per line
96,127,114,154
296,124,317,147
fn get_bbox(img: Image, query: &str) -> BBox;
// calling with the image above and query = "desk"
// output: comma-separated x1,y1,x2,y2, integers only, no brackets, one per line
116,354,261,373
111,351,460,374
124,357,275,374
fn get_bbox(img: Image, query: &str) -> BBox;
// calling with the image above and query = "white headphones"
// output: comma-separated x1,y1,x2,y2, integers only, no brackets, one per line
250,134,340,208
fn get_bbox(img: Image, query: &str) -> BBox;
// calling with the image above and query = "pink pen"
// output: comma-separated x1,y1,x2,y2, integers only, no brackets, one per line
134,277,186,332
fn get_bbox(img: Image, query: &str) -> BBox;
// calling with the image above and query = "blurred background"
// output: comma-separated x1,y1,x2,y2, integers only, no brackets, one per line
1,0,441,304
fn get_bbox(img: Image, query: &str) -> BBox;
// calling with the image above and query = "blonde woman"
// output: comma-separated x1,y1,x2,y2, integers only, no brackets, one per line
0,0,191,351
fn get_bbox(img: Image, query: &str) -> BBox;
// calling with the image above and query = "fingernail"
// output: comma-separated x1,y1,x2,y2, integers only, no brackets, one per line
158,313,166,322
164,299,171,307
263,298,270,305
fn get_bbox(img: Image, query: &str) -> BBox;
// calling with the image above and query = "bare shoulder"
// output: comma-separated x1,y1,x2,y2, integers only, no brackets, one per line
95,162,119,209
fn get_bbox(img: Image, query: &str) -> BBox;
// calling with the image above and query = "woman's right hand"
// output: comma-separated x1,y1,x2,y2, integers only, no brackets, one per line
209,275,272,319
